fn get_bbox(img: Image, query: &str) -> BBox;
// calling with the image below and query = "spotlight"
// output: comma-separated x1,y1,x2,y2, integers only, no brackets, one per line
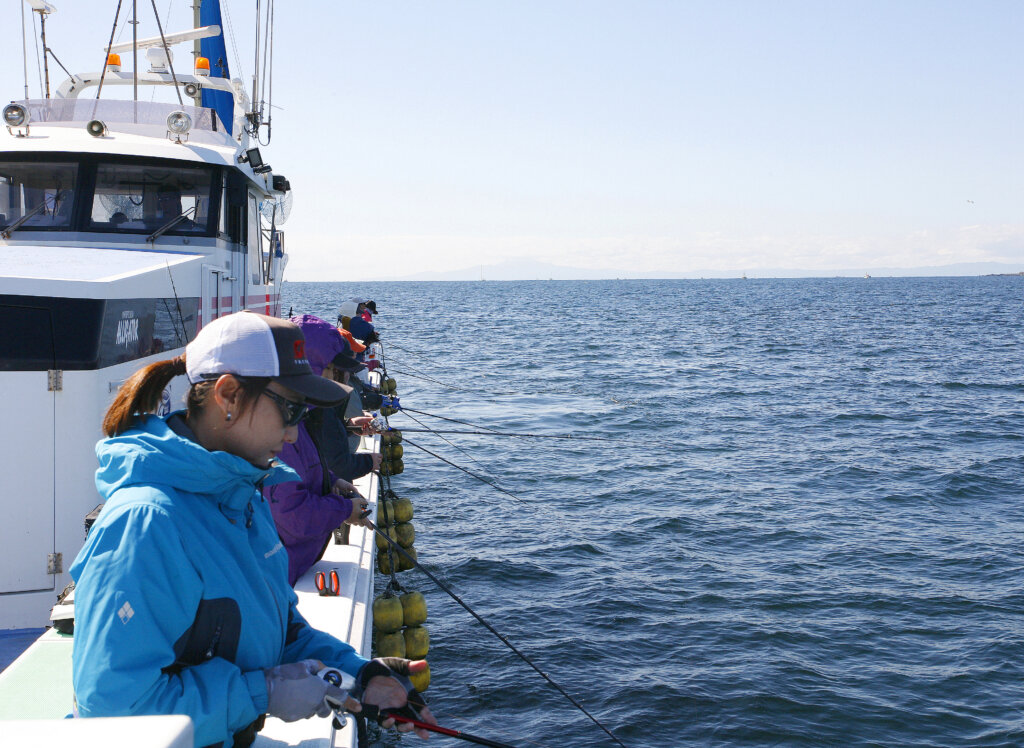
183,82,199,98
166,110,192,135
244,148,263,168
86,119,107,137
3,103,29,128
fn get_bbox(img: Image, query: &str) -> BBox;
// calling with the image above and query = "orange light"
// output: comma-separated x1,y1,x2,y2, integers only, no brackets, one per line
195,56,211,76
106,53,121,70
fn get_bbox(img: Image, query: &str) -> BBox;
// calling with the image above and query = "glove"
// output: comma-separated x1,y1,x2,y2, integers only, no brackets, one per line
264,660,350,722
354,657,427,722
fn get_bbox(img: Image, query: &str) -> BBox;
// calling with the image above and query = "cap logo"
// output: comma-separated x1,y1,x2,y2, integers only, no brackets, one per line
293,340,306,362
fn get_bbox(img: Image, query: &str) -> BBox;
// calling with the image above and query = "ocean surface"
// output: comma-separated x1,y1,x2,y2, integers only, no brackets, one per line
285,277,1024,748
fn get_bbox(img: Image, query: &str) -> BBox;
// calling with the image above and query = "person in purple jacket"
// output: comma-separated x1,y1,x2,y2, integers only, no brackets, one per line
265,314,370,586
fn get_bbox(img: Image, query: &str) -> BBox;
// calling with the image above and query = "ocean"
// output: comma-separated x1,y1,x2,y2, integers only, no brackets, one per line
286,277,1024,748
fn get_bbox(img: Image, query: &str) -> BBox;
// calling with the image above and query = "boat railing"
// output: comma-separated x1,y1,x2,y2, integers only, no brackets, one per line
13,99,225,133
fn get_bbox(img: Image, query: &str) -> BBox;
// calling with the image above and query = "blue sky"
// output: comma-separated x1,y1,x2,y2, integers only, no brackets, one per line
2,1,1021,279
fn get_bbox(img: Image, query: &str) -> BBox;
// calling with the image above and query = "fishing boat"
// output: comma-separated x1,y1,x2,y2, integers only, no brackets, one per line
0,2,383,745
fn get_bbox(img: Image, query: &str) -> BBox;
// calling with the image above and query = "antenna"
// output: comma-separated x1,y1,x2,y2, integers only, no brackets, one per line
27,1,57,98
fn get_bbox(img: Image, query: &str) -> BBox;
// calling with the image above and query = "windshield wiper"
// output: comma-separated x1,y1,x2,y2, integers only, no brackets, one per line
147,205,199,243
1,190,69,239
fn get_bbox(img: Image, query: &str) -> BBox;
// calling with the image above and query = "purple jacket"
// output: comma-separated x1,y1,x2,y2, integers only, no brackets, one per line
265,315,354,585
265,424,353,586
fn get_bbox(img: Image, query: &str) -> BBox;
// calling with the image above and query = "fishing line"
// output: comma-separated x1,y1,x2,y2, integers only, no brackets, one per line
395,426,627,443
398,406,504,433
365,519,627,748
399,409,502,483
384,341,451,368
387,368,502,395
402,438,524,503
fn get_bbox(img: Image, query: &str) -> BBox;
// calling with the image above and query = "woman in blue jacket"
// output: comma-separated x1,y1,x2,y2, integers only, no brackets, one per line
70,311,434,747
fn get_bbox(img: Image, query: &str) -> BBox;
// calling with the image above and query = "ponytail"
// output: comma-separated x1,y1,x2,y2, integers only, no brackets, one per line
102,355,187,437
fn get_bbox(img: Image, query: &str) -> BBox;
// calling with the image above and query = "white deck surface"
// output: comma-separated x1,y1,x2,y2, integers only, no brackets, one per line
0,244,201,282
4,715,193,748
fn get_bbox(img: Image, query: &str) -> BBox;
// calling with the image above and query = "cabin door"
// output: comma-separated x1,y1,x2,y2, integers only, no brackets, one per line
0,305,56,595
201,265,225,328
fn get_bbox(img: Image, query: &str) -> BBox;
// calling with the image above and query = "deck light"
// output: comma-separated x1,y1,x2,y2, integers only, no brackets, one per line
86,119,107,137
3,103,29,128
167,110,192,135
194,57,210,77
105,53,121,73
243,148,263,168
243,147,271,173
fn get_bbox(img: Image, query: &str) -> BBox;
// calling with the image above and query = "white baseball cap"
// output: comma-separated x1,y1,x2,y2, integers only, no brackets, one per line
185,312,347,406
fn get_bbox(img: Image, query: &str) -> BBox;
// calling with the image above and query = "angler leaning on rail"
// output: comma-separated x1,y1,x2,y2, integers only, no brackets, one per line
304,327,383,482
69,312,437,747
264,315,377,586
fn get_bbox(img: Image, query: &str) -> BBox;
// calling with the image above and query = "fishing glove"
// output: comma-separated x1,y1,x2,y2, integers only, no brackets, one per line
354,657,428,723
264,660,349,722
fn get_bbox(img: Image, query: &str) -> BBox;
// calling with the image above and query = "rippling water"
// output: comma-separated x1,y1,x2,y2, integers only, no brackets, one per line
286,277,1024,748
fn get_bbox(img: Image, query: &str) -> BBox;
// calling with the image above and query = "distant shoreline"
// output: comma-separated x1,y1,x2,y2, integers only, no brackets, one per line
285,273,1024,283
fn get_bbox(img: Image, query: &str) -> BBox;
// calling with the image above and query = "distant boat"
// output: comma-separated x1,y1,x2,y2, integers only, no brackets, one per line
864,274,871,279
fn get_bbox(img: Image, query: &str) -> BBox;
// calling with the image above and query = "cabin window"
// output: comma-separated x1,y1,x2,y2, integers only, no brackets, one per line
89,163,214,234
0,162,77,232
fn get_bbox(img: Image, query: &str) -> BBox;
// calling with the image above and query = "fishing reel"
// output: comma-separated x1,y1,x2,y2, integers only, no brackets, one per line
318,667,356,728
369,414,389,433
381,396,401,411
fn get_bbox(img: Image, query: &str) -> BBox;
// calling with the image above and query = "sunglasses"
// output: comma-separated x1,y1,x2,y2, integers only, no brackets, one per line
261,388,311,427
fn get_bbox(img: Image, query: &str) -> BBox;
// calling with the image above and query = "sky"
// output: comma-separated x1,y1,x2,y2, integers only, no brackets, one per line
2,1,1021,280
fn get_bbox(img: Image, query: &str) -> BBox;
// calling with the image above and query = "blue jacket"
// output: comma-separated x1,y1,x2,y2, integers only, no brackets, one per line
347,315,375,343
70,413,369,747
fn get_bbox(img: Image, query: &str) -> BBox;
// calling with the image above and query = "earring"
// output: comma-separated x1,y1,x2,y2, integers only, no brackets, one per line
226,412,233,422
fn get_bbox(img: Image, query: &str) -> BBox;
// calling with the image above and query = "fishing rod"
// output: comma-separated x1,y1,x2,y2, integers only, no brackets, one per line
382,712,518,748
394,427,626,443
363,517,627,748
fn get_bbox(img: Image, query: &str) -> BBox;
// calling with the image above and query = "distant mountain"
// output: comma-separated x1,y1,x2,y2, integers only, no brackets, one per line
378,259,1024,282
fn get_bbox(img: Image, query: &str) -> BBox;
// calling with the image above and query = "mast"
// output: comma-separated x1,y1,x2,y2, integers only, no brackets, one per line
132,0,138,103
39,8,51,98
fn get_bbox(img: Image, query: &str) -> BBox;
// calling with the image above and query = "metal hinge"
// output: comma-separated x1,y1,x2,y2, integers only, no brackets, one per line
48,369,63,391
47,552,63,575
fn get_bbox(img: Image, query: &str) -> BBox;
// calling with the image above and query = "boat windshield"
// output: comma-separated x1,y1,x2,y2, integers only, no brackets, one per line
0,156,217,236
90,163,213,234
0,162,77,231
